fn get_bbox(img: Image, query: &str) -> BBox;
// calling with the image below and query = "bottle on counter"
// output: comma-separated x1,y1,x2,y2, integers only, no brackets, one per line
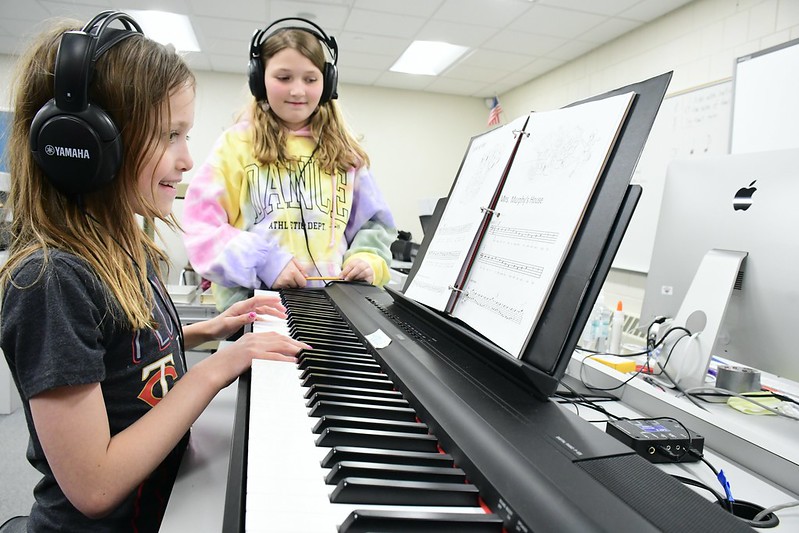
609,300,624,354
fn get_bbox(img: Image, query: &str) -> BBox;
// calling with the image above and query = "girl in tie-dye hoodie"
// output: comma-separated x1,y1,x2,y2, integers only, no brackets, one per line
182,22,396,310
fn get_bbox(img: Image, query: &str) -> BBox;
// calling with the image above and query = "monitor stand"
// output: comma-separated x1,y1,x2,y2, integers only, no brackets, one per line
658,249,747,390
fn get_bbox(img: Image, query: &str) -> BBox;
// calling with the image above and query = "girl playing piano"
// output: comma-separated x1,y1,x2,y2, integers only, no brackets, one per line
0,12,310,532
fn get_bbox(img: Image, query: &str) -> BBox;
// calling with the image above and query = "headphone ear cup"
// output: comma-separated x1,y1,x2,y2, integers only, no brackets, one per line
29,99,123,195
248,55,267,102
321,61,338,104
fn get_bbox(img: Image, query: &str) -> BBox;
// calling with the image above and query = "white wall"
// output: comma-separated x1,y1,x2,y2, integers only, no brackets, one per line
500,0,799,319
0,55,12,106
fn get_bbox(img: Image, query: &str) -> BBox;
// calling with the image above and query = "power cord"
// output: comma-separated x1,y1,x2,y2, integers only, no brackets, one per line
574,322,693,394
685,386,799,421
681,448,786,528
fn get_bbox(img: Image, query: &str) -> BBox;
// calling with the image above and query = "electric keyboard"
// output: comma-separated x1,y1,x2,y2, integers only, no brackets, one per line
223,283,753,532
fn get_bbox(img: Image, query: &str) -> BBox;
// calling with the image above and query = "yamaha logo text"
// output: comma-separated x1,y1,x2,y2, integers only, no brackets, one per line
44,144,90,159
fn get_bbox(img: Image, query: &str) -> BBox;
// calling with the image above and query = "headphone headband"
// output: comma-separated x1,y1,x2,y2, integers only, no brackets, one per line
52,13,140,114
250,17,338,65
247,17,339,104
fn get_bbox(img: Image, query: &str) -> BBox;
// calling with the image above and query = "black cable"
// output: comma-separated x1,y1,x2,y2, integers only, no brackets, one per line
576,356,645,393
655,364,708,412
657,328,691,371
288,142,325,278
575,344,651,357
82,208,187,371
686,447,737,514
556,379,621,420
670,474,728,507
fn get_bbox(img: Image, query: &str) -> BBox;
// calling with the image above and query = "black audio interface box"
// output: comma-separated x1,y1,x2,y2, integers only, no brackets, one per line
606,418,704,463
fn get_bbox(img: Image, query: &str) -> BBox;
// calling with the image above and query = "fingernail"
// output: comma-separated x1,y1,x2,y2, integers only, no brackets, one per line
248,312,257,320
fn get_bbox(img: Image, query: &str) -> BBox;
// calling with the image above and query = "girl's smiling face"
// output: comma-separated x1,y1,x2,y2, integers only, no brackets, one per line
135,83,195,217
264,47,324,130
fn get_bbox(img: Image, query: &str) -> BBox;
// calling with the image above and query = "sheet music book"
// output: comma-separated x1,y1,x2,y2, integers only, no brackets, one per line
404,92,635,357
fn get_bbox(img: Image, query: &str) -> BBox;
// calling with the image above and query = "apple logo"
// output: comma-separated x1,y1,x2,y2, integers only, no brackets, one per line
733,180,757,211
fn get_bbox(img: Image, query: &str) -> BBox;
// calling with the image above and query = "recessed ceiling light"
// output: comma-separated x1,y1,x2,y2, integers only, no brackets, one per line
125,10,200,52
390,41,469,76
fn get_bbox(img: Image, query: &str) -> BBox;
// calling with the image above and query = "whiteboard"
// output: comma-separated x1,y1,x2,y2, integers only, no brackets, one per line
613,80,732,272
731,38,799,154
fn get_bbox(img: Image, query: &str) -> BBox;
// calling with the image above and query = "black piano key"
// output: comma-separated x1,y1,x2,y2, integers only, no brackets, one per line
298,357,382,374
338,510,505,533
286,314,350,326
302,365,387,379
290,326,361,342
299,349,375,362
329,478,480,507
302,373,395,390
288,316,349,328
293,337,366,351
287,309,347,320
303,384,403,400
315,427,439,452
290,320,349,332
325,461,467,485
285,293,336,303
312,415,428,434
300,366,387,381
293,332,362,346
287,309,340,321
321,447,455,469
306,392,409,409
308,401,417,421
284,293,332,304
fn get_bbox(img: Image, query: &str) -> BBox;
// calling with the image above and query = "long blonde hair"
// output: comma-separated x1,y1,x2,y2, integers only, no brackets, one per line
249,28,369,171
0,19,196,330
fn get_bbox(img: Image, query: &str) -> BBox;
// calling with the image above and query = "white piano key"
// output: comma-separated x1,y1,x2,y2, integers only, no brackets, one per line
252,314,292,336
252,289,292,335
246,359,486,532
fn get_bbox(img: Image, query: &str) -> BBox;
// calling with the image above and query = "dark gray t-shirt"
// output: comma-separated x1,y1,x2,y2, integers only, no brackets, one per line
1,250,188,532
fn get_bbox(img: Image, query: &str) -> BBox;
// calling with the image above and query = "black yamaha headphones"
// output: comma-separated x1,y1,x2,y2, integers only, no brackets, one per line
248,17,339,105
29,11,143,196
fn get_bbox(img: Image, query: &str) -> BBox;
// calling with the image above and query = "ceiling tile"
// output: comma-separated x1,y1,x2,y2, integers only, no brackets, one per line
414,20,499,48
0,0,695,98
351,0,443,19
509,4,606,38
536,0,641,17
433,0,532,28
344,8,427,39
482,29,567,55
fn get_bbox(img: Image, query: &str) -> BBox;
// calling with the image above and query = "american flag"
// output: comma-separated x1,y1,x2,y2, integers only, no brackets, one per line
487,96,503,126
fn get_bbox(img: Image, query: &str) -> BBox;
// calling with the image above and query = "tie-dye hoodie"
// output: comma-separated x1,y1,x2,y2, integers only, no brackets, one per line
182,121,396,310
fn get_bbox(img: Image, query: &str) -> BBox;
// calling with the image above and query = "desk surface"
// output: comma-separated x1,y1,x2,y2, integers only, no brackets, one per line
161,360,799,531
568,353,799,497
160,379,236,533
556,381,799,528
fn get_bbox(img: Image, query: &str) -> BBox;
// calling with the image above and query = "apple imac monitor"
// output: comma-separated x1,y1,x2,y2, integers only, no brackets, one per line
641,148,799,382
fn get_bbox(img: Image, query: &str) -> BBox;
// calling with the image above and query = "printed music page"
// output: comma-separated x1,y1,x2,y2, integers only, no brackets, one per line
451,92,635,357
404,115,528,311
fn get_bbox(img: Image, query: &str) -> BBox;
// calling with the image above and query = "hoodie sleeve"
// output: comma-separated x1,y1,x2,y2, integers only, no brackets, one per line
182,126,292,289
343,166,397,286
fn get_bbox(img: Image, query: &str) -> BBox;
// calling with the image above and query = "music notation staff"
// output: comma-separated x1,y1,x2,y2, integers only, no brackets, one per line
487,225,558,245
476,252,543,279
